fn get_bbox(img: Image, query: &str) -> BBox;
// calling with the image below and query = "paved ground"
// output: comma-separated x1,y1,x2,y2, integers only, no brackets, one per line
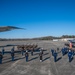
0,40,75,75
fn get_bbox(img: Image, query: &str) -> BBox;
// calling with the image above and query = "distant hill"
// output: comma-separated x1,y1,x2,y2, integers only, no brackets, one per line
32,35,75,40
32,36,60,40
0,35,75,41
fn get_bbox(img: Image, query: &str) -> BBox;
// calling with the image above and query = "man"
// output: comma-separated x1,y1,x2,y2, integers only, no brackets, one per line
2,47,5,55
11,50,15,61
21,46,24,56
11,46,14,52
53,50,57,62
0,52,3,64
40,48,43,54
41,48,44,54
31,49,33,56
39,50,43,62
51,49,54,56
61,47,68,56
69,42,72,49
25,50,29,62
57,47,59,51
61,48,65,56
68,50,73,62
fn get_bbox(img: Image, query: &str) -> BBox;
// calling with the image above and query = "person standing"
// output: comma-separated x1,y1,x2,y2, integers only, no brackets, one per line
53,50,57,62
61,48,65,56
51,49,54,56
11,46,14,52
21,46,24,56
11,51,15,61
40,48,43,54
69,42,72,49
25,50,29,62
31,49,33,56
41,48,44,55
0,52,3,64
39,51,43,62
68,50,73,62
57,47,59,51
2,47,5,55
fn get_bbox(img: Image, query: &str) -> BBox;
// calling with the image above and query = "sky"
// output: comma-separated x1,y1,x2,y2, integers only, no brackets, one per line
0,0,75,38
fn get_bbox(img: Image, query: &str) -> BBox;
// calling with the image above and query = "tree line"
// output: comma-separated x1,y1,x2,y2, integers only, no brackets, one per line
0,35,75,41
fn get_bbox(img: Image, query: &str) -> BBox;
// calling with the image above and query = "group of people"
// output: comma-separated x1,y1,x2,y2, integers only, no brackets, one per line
0,47,44,64
11,47,43,62
51,42,75,62
24,48,44,62
62,46,74,62
0,42,75,64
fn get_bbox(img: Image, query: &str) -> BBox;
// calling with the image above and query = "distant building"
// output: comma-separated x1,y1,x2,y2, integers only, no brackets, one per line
53,39,58,41
61,38,75,41
53,38,75,42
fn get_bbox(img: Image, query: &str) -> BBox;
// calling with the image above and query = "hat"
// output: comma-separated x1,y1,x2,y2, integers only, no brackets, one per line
41,48,43,50
69,50,71,52
26,50,28,52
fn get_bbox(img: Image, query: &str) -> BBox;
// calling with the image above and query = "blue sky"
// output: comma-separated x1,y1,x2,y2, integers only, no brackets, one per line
0,0,75,38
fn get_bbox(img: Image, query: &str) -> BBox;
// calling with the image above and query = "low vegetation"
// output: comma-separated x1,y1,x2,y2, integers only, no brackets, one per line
0,35,75,41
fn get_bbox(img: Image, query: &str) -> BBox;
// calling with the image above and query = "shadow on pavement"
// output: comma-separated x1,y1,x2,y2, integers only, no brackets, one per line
33,53,39,55
56,57,62,62
3,57,11,61
43,53,49,56
2,60,12,64
29,56,38,61
15,57,25,61
43,57,50,62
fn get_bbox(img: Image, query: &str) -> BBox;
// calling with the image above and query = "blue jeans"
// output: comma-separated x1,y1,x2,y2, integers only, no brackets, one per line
12,56,14,61
51,50,54,56
0,59,2,64
31,52,33,56
69,56,72,62
2,50,4,55
54,56,57,62
22,51,24,56
26,56,28,62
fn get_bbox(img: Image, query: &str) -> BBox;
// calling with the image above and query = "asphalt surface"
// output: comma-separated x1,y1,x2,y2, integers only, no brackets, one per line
0,40,75,75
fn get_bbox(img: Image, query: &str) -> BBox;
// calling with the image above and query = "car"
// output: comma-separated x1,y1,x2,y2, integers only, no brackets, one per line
65,40,75,48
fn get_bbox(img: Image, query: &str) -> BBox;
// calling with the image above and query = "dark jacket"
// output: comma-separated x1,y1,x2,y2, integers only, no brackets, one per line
25,52,29,57
11,52,14,56
0,54,3,59
39,52,42,60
